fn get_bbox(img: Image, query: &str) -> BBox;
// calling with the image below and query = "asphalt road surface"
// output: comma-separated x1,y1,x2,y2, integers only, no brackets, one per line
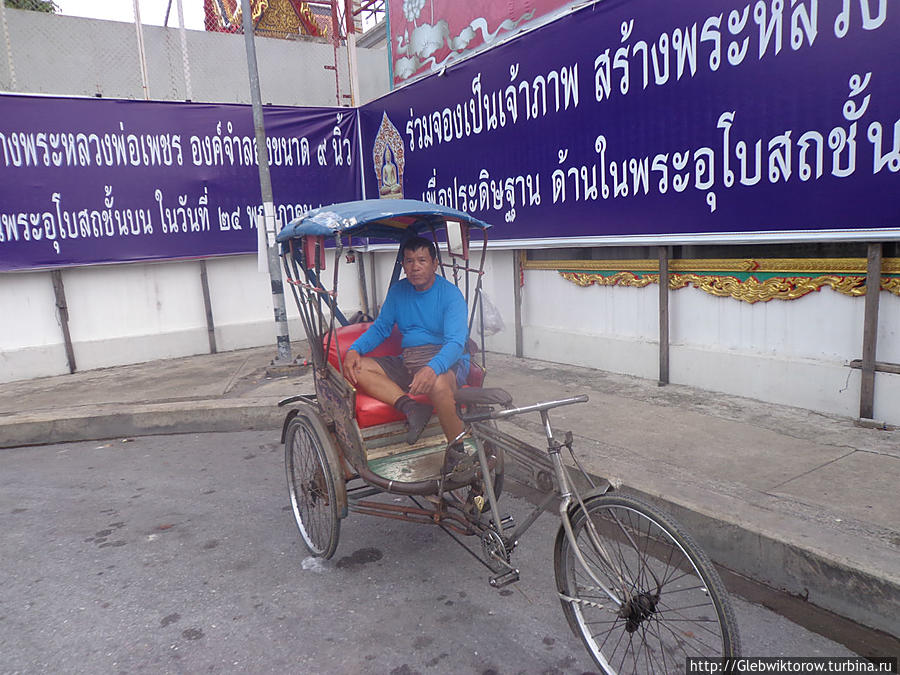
1,430,858,674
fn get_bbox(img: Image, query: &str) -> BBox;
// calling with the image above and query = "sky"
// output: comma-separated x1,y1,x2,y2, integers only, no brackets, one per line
52,0,207,30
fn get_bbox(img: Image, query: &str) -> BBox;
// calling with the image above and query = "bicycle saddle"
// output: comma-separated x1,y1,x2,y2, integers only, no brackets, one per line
454,387,513,407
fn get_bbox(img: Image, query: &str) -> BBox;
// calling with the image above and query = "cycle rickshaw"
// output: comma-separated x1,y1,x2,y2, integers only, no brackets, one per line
276,199,740,673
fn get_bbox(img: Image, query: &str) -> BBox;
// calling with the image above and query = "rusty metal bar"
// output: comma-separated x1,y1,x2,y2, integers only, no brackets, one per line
848,359,900,375
859,243,882,420
514,250,524,358
50,269,77,374
348,499,474,535
357,251,370,317
658,245,670,386
199,260,217,354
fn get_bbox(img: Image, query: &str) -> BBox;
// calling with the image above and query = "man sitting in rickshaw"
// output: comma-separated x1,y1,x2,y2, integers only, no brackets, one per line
341,236,471,475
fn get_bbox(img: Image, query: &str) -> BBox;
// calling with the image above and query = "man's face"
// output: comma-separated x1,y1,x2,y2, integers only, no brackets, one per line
402,245,438,291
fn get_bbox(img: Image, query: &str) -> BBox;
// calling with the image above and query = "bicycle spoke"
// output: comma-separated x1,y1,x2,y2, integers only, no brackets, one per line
656,605,725,645
555,494,739,673
652,613,720,657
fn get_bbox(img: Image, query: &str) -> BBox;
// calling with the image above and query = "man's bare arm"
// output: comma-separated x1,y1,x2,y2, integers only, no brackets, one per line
343,349,362,386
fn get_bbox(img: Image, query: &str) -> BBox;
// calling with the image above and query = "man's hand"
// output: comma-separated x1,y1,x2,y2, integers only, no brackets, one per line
343,349,362,386
408,365,438,396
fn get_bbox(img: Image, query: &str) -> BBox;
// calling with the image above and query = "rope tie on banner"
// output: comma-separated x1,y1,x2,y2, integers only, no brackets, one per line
438,262,485,276
286,279,337,298
0,0,17,90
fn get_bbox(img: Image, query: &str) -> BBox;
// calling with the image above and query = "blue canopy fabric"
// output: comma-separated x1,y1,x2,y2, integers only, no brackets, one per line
276,199,492,243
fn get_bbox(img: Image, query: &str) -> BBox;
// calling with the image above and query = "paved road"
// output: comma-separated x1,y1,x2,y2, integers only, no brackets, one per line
1,431,857,674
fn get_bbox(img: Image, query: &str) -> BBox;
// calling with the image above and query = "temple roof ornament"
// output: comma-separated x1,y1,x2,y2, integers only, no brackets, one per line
205,0,328,39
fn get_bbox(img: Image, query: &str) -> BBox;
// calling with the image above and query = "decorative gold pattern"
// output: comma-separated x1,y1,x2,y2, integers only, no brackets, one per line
556,261,900,304
561,271,655,289
669,274,875,303
883,277,900,296
227,0,268,25
213,0,325,38
299,3,326,36
255,0,301,36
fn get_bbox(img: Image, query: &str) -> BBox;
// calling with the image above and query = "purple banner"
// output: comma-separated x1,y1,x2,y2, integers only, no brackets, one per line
362,0,900,243
0,96,360,271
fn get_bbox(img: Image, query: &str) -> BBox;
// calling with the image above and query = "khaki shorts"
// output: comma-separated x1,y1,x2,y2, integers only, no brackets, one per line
372,355,466,391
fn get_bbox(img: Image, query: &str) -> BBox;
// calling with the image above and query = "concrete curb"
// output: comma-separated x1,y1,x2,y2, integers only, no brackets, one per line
630,488,899,638
0,398,285,448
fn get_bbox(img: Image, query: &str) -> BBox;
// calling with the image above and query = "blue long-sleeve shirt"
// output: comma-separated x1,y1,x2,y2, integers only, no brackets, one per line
349,275,469,376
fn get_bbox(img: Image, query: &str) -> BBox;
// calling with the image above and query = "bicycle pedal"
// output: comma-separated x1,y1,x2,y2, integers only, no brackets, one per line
489,569,520,588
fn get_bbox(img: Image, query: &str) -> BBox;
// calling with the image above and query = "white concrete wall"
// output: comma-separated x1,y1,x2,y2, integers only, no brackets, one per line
3,244,897,427
520,267,900,426
478,250,518,357
521,269,658,380
0,252,350,381
0,270,69,379
62,261,209,370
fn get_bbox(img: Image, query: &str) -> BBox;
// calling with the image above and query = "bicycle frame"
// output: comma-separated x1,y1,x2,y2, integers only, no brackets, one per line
459,395,627,604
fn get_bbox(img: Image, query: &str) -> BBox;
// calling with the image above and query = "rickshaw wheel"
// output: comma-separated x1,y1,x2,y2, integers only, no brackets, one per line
554,493,740,672
285,413,341,559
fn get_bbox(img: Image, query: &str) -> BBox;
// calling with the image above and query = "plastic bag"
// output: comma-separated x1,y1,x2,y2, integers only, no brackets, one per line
479,290,505,336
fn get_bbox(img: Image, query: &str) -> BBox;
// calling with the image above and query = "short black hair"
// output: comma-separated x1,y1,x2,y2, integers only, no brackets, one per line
401,236,436,260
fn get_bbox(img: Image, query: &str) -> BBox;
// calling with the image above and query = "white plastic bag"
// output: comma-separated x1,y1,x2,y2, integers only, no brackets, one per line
479,290,505,336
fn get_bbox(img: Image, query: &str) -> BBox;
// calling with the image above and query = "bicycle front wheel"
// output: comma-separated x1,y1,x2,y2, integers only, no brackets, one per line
554,493,740,673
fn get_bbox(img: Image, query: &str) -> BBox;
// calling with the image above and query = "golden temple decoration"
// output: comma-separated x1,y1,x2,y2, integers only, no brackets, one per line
670,274,874,303
299,3,327,37
561,271,656,289
209,0,326,38
549,258,900,303
256,0,302,36
228,0,268,25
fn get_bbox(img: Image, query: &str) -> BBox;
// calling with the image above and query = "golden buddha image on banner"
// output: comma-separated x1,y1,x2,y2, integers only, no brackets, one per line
373,113,405,199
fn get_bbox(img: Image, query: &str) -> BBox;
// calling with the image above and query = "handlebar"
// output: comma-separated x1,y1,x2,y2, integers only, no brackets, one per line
492,395,589,420
457,388,588,423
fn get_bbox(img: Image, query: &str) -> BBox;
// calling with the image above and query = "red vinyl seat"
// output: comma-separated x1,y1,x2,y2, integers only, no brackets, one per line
325,322,484,428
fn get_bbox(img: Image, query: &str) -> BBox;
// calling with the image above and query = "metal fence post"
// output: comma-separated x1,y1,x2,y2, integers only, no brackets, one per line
0,0,17,90
131,0,150,99
175,0,193,100
859,242,882,421
240,0,292,365
51,269,77,374
514,250,524,358
344,0,360,105
658,245,670,386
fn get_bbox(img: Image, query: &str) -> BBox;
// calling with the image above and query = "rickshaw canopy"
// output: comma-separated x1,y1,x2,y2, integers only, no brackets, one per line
277,199,492,243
